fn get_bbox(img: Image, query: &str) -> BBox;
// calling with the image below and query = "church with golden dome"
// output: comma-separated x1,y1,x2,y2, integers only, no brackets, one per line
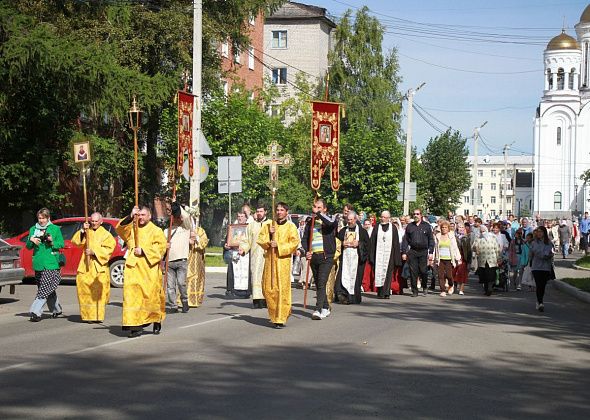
533,5,590,218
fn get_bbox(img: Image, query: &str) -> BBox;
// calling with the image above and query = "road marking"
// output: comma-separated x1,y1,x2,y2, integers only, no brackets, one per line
0,362,33,373
179,314,237,329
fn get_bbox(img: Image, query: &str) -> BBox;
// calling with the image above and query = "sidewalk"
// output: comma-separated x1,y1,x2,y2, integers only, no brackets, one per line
553,254,590,305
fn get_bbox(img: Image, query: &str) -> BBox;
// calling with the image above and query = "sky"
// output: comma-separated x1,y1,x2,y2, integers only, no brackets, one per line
307,0,590,158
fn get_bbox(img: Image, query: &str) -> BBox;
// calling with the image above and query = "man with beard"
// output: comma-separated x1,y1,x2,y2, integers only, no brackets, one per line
369,210,402,299
336,211,370,304
116,206,167,338
240,203,268,308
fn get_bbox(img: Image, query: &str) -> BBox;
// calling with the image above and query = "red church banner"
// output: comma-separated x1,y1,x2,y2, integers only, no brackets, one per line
178,91,194,176
311,100,342,191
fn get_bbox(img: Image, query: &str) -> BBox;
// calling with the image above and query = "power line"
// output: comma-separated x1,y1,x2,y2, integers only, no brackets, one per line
421,105,534,113
398,52,541,74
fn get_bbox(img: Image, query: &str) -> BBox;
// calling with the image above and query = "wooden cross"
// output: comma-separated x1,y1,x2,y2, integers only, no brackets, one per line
253,141,293,194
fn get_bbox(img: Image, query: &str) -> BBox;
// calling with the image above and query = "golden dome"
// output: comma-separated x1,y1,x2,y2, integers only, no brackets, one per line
546,30,579,50
580,5,590,23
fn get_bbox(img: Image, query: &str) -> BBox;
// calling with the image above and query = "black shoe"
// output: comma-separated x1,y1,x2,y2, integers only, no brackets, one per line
29,313,41,322
51,312,62,319
384,295,390,299
485,290,492,296
423,289,428,296
128,330,142,338
166,308,178,314
261,300,267,308
274,323,284,329
412,292,418,297
153,322,162,335
181,302,189,313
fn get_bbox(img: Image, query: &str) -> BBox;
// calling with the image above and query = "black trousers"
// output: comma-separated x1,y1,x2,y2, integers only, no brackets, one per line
532,270,551,304
408,249,429,293
310,253,334,311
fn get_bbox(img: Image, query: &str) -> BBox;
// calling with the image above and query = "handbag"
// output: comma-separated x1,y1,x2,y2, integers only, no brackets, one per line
521,266,534,286
55,252,66,267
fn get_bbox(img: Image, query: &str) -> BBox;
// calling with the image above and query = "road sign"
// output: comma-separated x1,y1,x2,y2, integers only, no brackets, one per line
397,182,417,201
218,156,242,193
199,131,212,156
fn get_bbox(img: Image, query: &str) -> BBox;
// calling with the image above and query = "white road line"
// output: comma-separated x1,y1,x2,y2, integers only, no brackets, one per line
179,314,238,329
0,362,33,373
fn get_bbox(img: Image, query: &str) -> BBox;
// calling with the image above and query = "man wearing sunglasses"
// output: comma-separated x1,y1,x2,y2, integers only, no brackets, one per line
402,209,435,297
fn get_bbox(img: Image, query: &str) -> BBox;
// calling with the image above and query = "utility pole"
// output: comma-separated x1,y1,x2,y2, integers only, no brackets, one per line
502,144,510,217
472,121,487,216
189,0,203,210
403,82,425,216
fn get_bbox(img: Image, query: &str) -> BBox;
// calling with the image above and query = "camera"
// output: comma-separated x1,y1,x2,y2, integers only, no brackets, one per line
37,232,50,243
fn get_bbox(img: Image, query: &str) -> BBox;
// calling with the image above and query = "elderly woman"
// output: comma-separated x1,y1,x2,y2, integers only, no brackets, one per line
26,208,65,321
434,220,461,296
453,223,472,295
529,226,554,312
473,231,501,296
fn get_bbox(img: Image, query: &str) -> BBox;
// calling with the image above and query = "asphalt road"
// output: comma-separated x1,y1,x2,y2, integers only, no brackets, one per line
0,269,589,420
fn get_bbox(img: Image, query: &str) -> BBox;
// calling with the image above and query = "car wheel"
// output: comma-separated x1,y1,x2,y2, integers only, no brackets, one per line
109,260,125,288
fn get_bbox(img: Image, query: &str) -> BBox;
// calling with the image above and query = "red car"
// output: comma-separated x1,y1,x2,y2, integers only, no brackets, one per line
5,217,127,287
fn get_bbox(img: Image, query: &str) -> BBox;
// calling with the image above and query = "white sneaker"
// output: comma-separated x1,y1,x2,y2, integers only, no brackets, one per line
439,292,447,297
535,302,540,310
320,308,331,318
312,311,322,320
459,291,465,295
538,303,544,312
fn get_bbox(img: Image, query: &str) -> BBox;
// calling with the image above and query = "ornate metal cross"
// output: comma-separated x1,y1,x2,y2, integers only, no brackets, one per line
253,141,293,194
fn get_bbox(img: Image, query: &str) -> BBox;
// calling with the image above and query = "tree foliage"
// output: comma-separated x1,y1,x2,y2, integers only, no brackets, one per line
327,6,402,132
420,129,471,215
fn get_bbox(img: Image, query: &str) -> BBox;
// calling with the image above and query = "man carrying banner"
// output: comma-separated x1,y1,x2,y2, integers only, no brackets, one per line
71,212,116,322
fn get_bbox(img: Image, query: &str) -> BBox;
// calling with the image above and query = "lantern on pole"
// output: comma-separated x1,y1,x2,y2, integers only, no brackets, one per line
128,96,143,243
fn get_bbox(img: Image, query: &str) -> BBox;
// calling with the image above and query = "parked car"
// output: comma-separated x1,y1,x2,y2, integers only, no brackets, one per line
0,238,25,294
4,217,127,288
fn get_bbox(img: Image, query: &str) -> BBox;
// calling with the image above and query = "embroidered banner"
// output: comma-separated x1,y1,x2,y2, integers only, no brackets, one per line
311,101,341,191
178,91,194,176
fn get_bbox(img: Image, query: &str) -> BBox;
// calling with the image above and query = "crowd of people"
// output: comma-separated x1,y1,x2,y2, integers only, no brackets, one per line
25,202,584,335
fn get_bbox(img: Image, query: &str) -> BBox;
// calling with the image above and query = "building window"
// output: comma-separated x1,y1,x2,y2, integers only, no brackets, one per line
507,196,512,204
464,196,470,203
547,69,553,90
271,31,287,48
222,81,229,97
557,127,562,146
491,183,497,190
569,68,575,89
249,15,255,26
477,170,483,177
491,196,496,204
248,46,255,70
491,170,496,177
490,210,496,217
553,191,562,210
464,209,469,216
477,183,483,190
557,68,565,90
234,48,241,64
272,67,287,85
221,41,229,58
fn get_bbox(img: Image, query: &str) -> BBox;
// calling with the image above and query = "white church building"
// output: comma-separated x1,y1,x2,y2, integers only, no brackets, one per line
533,5,590,219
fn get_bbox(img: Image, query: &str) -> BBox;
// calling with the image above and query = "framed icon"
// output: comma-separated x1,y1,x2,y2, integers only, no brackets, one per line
227,223,248,248
73,141,91,163
319,124,332,144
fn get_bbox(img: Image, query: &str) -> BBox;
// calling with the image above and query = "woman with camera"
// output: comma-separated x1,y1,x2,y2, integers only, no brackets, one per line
26,208,65,322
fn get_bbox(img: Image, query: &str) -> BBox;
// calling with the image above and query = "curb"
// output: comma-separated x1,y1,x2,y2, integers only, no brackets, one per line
206,266,227,274
572,264,590,271
553,279,590,305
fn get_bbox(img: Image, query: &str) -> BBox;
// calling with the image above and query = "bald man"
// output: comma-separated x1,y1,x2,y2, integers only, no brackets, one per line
369,211,402,299
71,212,116,322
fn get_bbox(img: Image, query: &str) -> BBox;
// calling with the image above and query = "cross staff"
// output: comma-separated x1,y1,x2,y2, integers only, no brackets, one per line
254,141,293,289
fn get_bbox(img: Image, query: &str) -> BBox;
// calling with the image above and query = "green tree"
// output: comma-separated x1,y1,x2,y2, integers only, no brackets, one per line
420,129,471,215
327,6,402,132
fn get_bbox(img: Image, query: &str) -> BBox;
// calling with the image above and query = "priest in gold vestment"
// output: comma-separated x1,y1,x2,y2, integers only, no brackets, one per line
186,222,209,307
256,202,299,328
240,204,268,309
71,212,116,322
116,206,167,338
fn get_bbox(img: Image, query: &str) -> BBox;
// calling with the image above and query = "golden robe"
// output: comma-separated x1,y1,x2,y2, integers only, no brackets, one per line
257,220,300,325
71,226,116,321
186,226,209,307
326,237,342,308
240,219,267,300
115,219,167,327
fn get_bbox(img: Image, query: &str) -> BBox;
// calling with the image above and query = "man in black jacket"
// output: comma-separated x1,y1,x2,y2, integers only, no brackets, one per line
302,199,339,320
402,208,435,297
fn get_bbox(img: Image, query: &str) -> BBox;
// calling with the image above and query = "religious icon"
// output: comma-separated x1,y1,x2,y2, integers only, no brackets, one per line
227,223,248,248
182,114,190,132
73,141,91,163
345,231,356,245
319,124,332,144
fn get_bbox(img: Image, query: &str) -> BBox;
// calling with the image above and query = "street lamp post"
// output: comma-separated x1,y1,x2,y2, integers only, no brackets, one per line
128,96,143,244
403,82,425,216
472,121,487,216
